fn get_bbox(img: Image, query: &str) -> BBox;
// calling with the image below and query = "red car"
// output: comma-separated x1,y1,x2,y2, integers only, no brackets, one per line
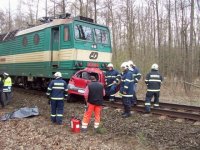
67,66,106,101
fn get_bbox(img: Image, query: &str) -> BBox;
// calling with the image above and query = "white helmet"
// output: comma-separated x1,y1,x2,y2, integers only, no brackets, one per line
107,63,113,68
128,60,135,66
151,63,159,70
121,62,129,69
3,72,9,76
54,72,62,78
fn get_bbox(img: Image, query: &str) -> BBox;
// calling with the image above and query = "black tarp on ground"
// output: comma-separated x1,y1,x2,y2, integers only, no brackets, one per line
0,106,39,121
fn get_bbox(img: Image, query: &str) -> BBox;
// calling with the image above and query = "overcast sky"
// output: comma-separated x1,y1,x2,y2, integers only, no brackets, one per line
0,0,46,18
0,0,18,11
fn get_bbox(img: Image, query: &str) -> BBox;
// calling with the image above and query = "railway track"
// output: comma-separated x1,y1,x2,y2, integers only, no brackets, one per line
14,87,200,121
104,97,200,121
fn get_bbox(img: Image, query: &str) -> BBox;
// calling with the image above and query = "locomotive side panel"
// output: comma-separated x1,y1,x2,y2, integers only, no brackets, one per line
0,29,52,77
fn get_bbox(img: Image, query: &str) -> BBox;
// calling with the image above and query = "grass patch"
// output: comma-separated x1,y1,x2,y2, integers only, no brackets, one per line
136,132,148,145
95,127,107,134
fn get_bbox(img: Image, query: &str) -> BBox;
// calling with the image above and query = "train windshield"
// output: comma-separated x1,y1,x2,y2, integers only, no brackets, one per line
74,23,110,45
94,29,109,44
74,25,92,41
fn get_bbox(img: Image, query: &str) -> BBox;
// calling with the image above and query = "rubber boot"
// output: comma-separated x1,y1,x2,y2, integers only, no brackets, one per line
145,105,151,113
122,106,131,118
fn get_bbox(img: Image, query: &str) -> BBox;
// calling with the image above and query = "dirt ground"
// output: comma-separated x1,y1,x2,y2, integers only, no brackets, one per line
0,89,200,150
137,82,200,107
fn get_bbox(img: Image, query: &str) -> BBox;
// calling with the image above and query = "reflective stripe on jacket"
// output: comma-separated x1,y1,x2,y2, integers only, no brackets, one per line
129,66,141,82
105,69,120,85
46,78,68,100
119,70,134,97
145,70,163,92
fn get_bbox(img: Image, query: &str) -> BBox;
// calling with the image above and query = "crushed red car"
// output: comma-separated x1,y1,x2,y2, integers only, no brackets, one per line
67,66,106,101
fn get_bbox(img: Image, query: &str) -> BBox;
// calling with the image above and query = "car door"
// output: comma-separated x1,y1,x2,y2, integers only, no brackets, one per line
73,71,90,89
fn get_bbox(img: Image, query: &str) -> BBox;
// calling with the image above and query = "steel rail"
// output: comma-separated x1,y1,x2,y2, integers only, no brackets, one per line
115,97,200,112
14,87,200,121
104,101,200,121
137,100,200,112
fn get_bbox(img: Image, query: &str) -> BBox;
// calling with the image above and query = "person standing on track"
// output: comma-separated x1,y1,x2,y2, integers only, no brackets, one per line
145,63,163,113
46,72,68,125
119,62,134,118
81,76,105,132
105,63,120,102
127,60,141,106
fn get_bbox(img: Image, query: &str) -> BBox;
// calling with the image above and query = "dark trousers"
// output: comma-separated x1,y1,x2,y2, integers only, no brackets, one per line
145,91,160,112
4,92,12,105
122,97,132,114
4,92,12,103
50,100,64,124
0,91,4,108
106,85,117,101
131,84,137,105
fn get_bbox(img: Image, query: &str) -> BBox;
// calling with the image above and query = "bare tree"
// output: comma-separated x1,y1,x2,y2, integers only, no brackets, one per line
35,0,40,22
8,0,12,31
79,0,83,16
94,0,97,23
155,0,161,62
62,0,66,14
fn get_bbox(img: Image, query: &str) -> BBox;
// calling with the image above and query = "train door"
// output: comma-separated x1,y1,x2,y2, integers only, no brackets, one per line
51,27,60,67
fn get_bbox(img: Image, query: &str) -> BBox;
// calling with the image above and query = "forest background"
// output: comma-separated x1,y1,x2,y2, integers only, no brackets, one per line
0,0,200,96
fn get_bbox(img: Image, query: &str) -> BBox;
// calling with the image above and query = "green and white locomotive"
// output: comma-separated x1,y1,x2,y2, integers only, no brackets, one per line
0,15,112,88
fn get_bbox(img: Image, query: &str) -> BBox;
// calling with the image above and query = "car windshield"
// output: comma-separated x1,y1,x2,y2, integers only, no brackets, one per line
76,71,99,81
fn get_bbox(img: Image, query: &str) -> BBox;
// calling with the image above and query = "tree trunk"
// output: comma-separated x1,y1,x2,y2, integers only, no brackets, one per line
94,0,97,23
155,0,160,63
79,0,83,16
35,0,40,22
62,0,66,14
168,0,172,77
8,0,12,31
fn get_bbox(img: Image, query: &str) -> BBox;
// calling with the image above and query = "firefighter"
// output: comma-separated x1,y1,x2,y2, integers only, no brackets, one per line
2,72,12,105
46,72,68,125
119,62,134,118
0,75,4,108
81,76,105,132
145,63,163,113
128,60,141,106
105,63,120,102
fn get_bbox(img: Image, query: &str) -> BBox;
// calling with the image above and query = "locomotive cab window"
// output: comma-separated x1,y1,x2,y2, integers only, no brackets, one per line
64,26,69,41
94,29,109,44
74,25,92,41
101,30,109,44
95,29,101,43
